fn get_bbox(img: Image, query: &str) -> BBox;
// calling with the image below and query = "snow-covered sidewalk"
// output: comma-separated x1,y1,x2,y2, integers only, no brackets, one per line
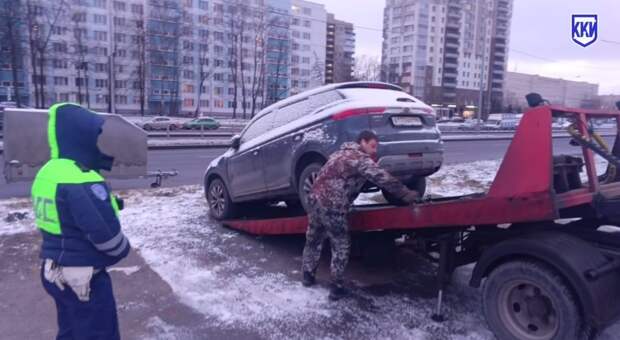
2,159,618,339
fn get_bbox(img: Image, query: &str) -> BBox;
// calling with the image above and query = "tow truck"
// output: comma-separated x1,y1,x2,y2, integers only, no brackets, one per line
221,100,620,340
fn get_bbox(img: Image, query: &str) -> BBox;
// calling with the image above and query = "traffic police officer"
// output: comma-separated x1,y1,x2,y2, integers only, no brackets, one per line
32,103,130,339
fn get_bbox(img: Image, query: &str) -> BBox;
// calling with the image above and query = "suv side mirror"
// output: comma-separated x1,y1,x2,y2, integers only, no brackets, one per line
231,135,241,149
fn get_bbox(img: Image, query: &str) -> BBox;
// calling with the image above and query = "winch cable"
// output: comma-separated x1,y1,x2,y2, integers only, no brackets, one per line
567,124,619,183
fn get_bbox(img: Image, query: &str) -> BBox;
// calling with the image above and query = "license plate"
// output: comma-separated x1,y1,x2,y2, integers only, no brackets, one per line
391,116,422,127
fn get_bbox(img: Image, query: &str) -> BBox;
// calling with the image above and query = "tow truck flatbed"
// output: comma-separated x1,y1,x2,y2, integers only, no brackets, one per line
219,104,620,339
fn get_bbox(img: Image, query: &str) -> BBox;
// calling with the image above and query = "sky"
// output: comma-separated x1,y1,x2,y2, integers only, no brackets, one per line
313,0,620,95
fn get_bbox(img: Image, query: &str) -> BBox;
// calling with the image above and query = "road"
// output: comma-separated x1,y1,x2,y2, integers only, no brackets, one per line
0,138,597,198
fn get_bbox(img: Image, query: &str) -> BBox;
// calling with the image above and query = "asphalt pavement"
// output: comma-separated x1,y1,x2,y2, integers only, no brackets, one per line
1,138,592,199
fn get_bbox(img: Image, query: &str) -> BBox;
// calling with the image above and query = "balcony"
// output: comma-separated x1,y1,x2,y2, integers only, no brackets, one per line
444,51,459,58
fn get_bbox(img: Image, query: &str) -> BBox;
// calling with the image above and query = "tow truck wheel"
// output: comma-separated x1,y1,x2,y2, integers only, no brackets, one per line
298,163,323,212
207,178,237,220
382,177,427,205
482,260,583,340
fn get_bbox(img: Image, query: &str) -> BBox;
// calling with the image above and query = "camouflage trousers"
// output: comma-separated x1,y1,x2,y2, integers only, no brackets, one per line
301,200,351,284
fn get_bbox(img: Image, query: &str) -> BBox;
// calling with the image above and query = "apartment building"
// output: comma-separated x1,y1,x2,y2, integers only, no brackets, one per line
1,0,353,117
325,13,355,84
289,0,327,96
381,0,513,118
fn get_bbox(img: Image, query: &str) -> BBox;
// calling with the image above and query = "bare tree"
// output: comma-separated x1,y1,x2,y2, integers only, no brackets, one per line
25,0,68,108
131,10,147,116
194,43,212,117
0,0,26,106
71,11,90,107
226,5,241,119
249,10,267,118
353,55,381,81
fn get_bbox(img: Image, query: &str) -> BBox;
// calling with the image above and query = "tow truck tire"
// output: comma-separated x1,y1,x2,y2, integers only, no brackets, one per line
206,178,237,220
382,177,427,206
298,163,323,212
482,260,584,340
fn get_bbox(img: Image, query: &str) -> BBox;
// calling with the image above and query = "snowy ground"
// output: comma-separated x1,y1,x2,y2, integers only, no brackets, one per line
2,159,619,339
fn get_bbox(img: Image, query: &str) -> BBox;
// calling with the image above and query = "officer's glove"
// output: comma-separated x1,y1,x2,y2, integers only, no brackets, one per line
401,190,421,205
114,196,125,211
43,259,65,291
61,267,94,302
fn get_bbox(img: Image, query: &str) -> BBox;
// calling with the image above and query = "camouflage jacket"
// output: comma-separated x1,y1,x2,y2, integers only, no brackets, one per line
310,142,411,213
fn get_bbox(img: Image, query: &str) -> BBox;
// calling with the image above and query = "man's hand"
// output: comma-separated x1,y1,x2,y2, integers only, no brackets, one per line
401,190,420,204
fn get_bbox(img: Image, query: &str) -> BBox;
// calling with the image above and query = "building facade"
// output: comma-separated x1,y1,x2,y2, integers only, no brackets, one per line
504,71,599,111
325,13,355,84
381,0,512,118
0,0,352,117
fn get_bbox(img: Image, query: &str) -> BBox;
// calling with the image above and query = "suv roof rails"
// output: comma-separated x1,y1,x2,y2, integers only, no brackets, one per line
336,82,403,91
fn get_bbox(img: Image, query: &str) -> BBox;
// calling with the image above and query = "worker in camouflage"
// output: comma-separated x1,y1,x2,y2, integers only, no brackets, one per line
302,130,420,300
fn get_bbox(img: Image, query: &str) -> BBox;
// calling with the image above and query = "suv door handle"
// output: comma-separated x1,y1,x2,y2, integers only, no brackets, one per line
252,149,259,156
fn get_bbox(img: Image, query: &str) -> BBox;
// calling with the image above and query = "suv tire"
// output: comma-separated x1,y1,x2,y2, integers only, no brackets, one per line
207,178,238,220
382,177,427,206
298,162,323,212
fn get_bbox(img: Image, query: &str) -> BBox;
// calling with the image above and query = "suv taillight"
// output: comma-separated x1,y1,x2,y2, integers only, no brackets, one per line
332,107,386,121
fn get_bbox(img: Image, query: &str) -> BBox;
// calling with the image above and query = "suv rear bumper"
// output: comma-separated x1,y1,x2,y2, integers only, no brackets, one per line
378,152,443,178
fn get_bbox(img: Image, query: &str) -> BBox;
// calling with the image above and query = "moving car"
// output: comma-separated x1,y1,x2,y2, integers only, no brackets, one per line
204,82,444,220
184,117,220,130
141,116,182,131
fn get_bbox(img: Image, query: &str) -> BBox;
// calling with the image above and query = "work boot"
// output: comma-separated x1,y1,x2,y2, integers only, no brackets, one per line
302,271,316,287
328,281,349,301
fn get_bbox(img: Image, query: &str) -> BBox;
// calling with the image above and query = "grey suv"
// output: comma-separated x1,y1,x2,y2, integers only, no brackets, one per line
204,82,443,220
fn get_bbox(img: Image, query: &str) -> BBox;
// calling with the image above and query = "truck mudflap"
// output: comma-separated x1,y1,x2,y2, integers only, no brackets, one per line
470,231,620,329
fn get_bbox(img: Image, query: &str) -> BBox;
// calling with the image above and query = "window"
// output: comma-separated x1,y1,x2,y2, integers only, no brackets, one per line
114,17,126,27
53,59,68,69
303,20,311,28
199,15,208,24
302,32,311,40
95,79,107,88
214,73,224,81
302,57,310,64
183,84,194,93
241,113,274,143
93,0,106,9
183,98,194,107
94,14,107,24
116,49,126,57
53,77,68,86
94,31,107,41
113,1,126,11
183,70,194,79
292,31,300,38
183,56,194,64
95,63,107,72
115,80,126,88
303,7,312,15
115,33,126,43
131,4,143,14
199,1,208,10
115,95,128,104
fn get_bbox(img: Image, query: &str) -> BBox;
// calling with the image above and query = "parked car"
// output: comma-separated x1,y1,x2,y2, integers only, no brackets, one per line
141,116,182,131
459,119,484,131
184,117,221,130
204,82,444,220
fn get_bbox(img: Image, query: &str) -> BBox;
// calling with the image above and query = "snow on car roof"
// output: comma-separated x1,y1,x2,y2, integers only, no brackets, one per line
254,82,402,119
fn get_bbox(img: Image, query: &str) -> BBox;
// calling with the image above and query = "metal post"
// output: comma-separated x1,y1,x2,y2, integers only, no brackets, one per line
431,234,455,322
